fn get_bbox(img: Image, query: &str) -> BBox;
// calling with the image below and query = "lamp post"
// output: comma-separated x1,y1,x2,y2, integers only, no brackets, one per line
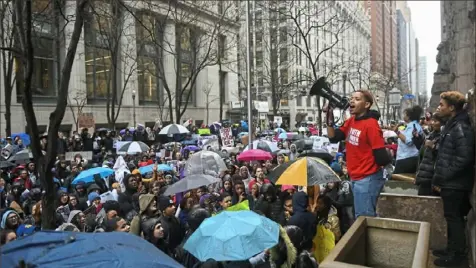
245,0,253,149
132,89,137,127
342,70,348,97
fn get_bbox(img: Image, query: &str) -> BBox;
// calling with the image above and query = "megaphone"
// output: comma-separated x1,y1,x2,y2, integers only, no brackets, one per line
309,77,349,110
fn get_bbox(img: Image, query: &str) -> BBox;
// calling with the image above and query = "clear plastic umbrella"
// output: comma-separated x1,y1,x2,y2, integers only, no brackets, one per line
185,151,228,177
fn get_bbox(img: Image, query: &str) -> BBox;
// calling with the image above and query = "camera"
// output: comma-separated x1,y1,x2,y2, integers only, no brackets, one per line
309,77,349,110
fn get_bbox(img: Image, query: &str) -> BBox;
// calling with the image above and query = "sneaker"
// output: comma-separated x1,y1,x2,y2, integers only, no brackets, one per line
432,248,449,258
434,256,467,267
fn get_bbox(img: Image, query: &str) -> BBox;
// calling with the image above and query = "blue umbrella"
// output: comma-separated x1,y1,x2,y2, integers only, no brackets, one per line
182,145,200,152
72,167,114,185
1,231,182,268
184,210,279,261
274,128,285,133
139,164,173,175
278,132,288,140
237,132,248,138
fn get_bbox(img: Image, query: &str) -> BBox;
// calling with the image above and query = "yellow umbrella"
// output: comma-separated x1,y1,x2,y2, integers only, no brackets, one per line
270,157,340,186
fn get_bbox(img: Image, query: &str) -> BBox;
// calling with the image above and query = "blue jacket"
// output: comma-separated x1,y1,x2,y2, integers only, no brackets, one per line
287,192,316,250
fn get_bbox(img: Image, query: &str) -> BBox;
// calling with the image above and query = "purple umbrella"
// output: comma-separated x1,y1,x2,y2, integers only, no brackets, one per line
119,129,126,135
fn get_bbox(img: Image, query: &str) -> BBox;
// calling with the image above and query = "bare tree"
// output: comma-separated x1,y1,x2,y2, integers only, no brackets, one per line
0,0,16,137
269,1,357,132
86,0,138,129
9,0,88,229
68,89,87,132
126,1,238,124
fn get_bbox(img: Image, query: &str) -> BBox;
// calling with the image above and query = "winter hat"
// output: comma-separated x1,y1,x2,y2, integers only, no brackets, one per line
330,162,342,175
199,194,212,208
88,192,100,203
158,195,174,212
281,185,296,192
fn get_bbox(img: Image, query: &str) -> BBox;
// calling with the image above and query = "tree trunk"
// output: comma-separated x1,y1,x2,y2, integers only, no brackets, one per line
4,84,12,136
14,0,87,229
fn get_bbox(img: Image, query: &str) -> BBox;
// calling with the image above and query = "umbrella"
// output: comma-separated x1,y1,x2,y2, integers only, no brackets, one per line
287,133,304,141
268,157,340,186
278,132,288,140
184,210,279,261
163,174,221,196
0,161,15,168
72,167,114,185
244,140,278,153
185,151,228,177
274,128,285,133
383,130,398,138
164,142,182,150
159,124,190,135
117,141,150,155
237,149,273,162
181,139,197,146
139,164,173,175
182,145,200,152
237,132,248,138
292,139,315,151
1,231,182,268
8,149,33,163
298,150,333,165
119,129,126,135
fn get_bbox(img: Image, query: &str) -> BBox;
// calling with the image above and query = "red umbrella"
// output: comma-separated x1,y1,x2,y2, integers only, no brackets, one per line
237,149,273,162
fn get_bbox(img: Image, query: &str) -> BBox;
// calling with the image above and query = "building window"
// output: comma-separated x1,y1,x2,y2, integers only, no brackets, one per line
256,51,263,67
255,11,262,28
279,48,287,64
280,69,288,84
16,0,58,99
258,70,263,86
177,26,197,104
220,71,227,102
279,27,287,43
218,34,227,60
296,96,302,106
306,96,311,107
136,13,163,104
84,2,115,100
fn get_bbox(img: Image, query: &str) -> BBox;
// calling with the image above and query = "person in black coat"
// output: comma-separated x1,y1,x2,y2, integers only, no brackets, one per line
254,184,285,226
431,91,474,267
415,113,444,196
287,192,317,251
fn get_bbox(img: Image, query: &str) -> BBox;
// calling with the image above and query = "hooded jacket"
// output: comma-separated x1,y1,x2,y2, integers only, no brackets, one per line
433,112,475,190
129,194,159,236
254,184,285,225
287,192,317,251
118,174,138,216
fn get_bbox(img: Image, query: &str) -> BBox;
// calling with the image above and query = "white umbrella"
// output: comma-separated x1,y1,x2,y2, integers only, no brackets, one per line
117,141,150,154
383,130,398,139
159,124,190,135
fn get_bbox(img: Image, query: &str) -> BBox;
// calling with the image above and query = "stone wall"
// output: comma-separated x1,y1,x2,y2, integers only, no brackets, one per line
429,1,475,109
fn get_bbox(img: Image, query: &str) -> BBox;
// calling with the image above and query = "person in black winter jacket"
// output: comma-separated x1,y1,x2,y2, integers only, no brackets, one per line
322,180,354,234
118,174,139,217
287,192,317,251
431,91,474,268
415,113,444,196
254,184,285,225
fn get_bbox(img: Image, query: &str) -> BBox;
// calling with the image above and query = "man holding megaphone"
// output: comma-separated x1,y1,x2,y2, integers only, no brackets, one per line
315,86,392,218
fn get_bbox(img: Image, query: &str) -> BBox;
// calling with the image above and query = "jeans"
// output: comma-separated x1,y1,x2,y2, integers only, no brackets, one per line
352,169,385,218
440,189,471,254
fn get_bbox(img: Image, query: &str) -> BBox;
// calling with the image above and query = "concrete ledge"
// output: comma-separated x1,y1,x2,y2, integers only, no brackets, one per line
382,180,419,195
321,217,430,268
377,193,447,249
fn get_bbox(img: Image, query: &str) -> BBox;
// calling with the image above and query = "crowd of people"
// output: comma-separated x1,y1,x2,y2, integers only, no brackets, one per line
0,90,473,268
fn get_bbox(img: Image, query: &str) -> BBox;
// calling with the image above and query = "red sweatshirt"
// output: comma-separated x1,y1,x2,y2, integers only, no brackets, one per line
339,116,385,181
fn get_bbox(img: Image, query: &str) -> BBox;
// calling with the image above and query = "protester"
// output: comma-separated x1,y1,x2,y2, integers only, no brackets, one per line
393,106,424,174
325,90,392,217
431,91,475,267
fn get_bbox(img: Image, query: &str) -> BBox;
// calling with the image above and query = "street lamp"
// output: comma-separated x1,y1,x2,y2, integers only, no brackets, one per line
342,70,348,97
132,89,137,127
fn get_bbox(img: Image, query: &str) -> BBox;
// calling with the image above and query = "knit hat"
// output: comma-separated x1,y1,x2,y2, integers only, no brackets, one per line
330,162,342,175
281,185,296,192
88,192,100,203
158,195,174,212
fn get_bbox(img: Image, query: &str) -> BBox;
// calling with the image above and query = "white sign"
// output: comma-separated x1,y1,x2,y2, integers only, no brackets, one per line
220,127,234,147
311,136,330,151
274,116,282,127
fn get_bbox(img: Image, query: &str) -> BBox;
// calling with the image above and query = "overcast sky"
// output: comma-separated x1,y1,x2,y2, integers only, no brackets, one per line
406,1,441,96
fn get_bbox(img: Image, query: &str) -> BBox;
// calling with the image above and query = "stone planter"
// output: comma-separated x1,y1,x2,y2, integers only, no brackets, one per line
320,217,430,268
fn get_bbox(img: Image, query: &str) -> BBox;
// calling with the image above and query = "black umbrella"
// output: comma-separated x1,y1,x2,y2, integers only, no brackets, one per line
8,149,33,163
0,161,15,169
159,124,190,135
298,150,333,165
164,174,221,196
